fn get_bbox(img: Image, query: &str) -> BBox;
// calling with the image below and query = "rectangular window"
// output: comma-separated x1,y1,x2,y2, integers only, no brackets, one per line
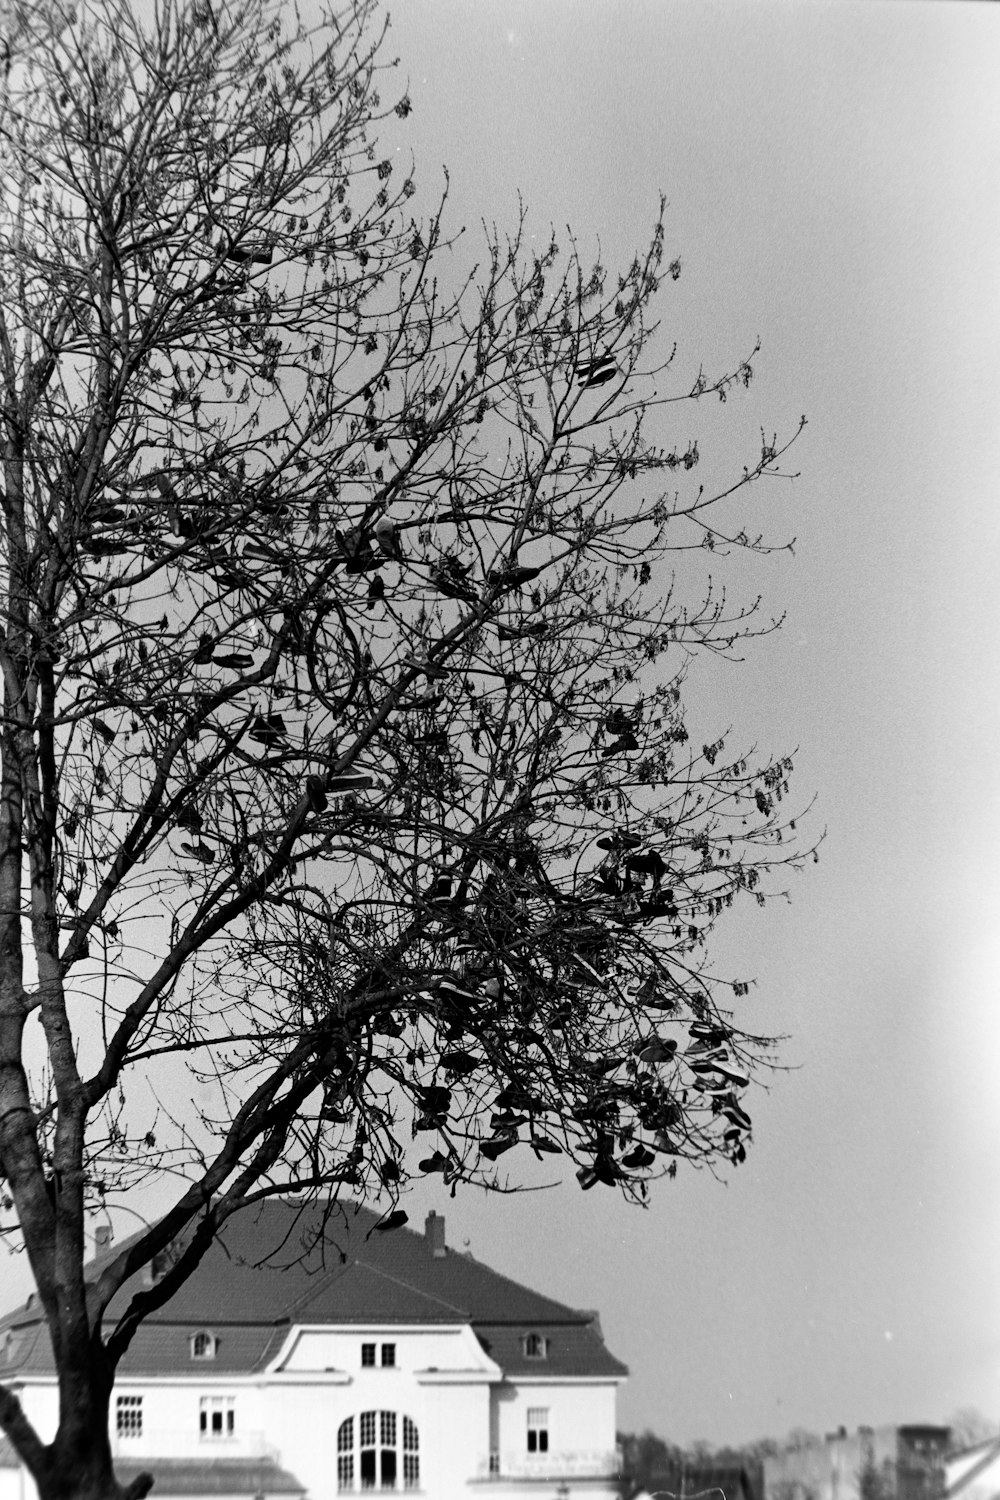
360,1411,377,1448
381,1412,396,1447
361,1343,376,1367
527,1407,549,1454
380,1343,396,1368
199,1396,235,1439
116,1395,143,1439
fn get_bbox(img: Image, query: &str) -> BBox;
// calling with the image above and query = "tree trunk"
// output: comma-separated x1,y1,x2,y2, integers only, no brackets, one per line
35,1431,153,1500
37,1462,152,1500
28,1361,154,1500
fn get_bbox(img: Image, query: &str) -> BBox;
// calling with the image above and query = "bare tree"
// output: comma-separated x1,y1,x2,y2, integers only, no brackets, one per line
0,0,811,1495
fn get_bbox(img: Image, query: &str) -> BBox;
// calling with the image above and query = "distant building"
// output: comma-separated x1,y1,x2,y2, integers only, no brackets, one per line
0,1199,628,1500
764,1426,951,1500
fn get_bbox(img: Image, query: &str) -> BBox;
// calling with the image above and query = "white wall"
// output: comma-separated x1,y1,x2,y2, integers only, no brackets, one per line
109,1378,272,1460
493,1379,619,1470
414,1376,493,1500
14,1374,274,1461
6,1386,56,1447
7,1329,622,1500
0,1467,23,1500
276,1325,494,1376
263,1363,495,1500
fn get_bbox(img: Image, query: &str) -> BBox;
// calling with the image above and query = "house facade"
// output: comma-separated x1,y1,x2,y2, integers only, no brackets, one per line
0,1199,627,1500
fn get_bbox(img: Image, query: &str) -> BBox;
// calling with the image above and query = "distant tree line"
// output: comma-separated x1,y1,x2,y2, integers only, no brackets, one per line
617,1429,790,1496
618,1411,1000,1497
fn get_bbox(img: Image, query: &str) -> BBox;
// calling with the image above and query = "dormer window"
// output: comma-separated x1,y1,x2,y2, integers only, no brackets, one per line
523,1332,548,1359
190,1330,217,1360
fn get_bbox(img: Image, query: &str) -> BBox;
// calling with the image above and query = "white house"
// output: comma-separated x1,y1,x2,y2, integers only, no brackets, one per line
0,1199,627,1500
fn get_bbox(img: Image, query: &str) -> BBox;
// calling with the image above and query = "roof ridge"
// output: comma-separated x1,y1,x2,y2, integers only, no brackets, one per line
280,1258,354,1321
472,1313,596,1325
0,1300,37,1332
438,1249,589,1321
328,1257,471,1319
312,1201,583,1307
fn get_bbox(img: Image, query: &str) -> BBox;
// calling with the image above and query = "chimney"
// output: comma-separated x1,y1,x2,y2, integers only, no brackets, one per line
425,1211,446,1258
95,1224,112,1250
578,1308,604,1338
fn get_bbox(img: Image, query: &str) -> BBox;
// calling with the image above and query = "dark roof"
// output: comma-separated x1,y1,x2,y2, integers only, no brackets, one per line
1,1319,289,1378
286,1258,469,1323
113,1458,305,1496
475,1321,626,1377
0,1198,627,1381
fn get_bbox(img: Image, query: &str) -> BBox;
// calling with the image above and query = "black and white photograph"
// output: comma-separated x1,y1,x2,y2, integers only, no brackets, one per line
0,3,996,1500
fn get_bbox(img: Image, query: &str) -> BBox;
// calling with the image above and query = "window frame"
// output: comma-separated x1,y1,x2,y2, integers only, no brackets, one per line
336,1410,420,1491
380,1342,396,1368
522,1332,549,1360
198,1394,235,1441
361,1342,377,1367
526,1406,549,1455
338,1416,355,1490
116,1394,144,1440
190,1330,217,1361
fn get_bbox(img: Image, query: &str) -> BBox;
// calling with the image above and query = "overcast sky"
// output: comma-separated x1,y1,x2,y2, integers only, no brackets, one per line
6,0,1000,1457
375,0,1000,1449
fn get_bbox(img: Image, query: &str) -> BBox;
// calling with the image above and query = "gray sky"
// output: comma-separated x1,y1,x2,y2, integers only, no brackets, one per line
377,0,1000,1449
4,0,998,1457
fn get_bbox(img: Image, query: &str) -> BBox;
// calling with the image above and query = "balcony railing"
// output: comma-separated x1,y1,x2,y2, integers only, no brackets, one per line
336,1482,421,1492
476,1450,620,1481
110,1428,279,1461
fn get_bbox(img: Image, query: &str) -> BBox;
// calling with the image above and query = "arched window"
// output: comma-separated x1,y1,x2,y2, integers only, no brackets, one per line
337,1412,419,1491
190,1330,217,1360
522,1332,548,1359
